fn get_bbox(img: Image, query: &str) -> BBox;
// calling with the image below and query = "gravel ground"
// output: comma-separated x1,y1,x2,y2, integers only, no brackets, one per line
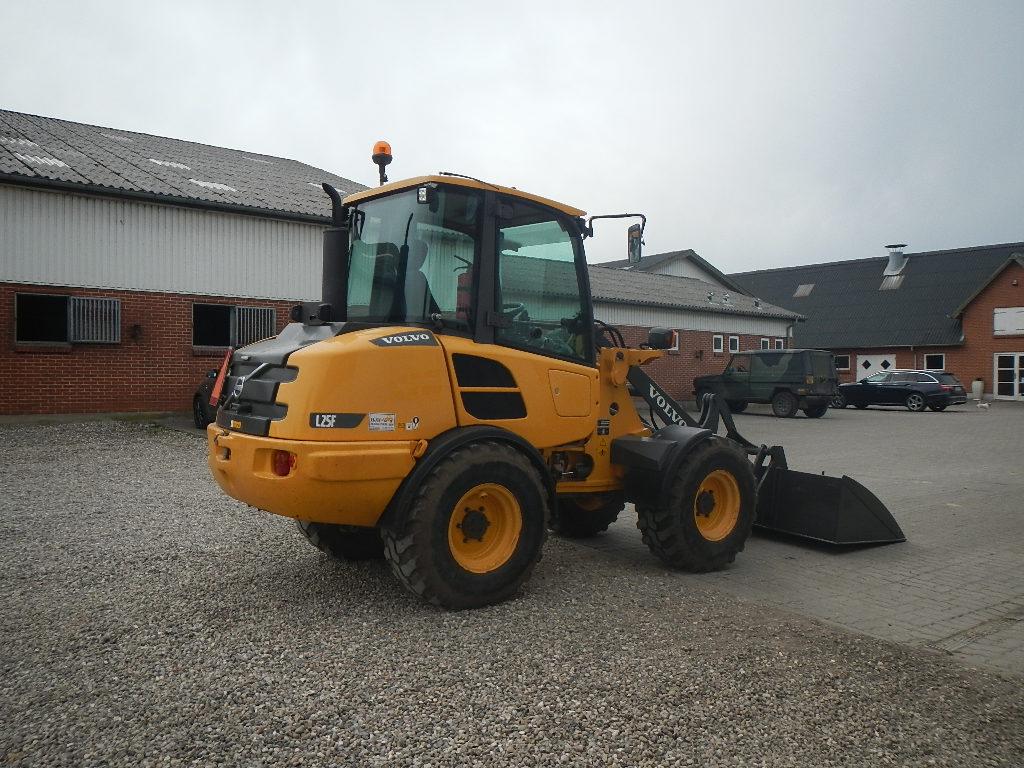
1,421,1022,767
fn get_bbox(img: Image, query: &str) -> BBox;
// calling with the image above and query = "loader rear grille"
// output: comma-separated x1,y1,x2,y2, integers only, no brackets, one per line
216,362,297,436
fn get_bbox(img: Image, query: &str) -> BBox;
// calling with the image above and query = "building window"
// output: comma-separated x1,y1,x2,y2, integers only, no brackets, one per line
15,293,120,344
760,338,770,350
775,338,784,349
793,283,814,298
924,353,945,370
668,329,680,353
713,334,723,353
729,335,740,353
993,307,1024,336
193,304,276,348
834,354,850,370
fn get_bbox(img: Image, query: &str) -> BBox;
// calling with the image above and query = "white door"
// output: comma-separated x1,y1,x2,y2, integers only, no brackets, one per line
994,353,1024,400
856,354,896,378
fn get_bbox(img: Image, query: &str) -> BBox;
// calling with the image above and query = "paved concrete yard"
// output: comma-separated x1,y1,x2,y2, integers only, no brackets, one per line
585,400,1024,676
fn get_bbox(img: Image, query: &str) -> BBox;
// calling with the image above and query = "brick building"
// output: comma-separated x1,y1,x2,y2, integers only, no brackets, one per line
729,244,1024,401
1,109,364,415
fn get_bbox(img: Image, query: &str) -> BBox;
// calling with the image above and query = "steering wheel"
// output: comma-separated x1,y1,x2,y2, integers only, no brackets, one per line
501,302,528,321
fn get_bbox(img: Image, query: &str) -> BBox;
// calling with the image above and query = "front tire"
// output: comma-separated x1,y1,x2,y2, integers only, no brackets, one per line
905,392,926,412
380,441,548,610
771,391,798,418
636,438,756,572
296,519,384,560
550,495,623,538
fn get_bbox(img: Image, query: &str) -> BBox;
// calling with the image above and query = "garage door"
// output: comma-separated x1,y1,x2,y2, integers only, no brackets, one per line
856,354,896,376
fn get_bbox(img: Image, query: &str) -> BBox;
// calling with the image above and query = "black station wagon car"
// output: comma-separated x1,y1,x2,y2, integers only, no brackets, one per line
692,349,838,418
831,370,967,412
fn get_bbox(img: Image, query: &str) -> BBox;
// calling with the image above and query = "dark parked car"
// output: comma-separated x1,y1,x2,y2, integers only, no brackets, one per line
831,370,967,412
692,349,838,418
193,369,219,428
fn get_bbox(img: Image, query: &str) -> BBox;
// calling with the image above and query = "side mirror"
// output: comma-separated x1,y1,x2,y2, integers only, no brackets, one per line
647,327,677,350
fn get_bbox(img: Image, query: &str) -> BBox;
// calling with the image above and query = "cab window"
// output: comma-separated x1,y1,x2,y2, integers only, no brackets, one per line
495,197,591,363
726,355,750,373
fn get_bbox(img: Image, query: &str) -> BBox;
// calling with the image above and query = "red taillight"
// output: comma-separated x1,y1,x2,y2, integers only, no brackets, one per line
940,385,953,392
272,450,296,477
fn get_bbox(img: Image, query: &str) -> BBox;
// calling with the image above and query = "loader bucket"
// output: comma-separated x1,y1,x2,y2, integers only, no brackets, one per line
755,466,906,545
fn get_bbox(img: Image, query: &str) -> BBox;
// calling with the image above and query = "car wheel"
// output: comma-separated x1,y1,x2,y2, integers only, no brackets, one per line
928,404,947,412
803,405,828,418
771,391,798,418
830,392,847,408
192,395,210,429
726,400,748,413
905,392,926,412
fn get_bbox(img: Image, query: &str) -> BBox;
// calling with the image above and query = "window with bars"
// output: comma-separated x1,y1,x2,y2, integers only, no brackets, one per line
15,293,120,344
713,334,724,353
192,303,276,348
729,335,740,353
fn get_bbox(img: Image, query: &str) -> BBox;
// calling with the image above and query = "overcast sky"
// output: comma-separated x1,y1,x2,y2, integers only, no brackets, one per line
1,0,1022,271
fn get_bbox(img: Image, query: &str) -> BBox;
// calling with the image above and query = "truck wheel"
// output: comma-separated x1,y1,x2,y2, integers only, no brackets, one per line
771,391,798,418
803,405,828,418
905,392,926,412
550,495,624,538
295,519,384,560
726,400,748,413
380,441,548,610
193,395,211,429
636,438,756,572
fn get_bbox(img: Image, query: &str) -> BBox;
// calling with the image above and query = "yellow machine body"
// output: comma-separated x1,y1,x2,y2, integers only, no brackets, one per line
208,322,660,526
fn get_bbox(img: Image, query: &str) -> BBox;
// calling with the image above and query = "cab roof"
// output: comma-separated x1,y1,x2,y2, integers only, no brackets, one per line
343,174,586,218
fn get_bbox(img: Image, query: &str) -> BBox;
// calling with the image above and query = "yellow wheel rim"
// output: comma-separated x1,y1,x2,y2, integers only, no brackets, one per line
693,469,741,542
447,483,522,573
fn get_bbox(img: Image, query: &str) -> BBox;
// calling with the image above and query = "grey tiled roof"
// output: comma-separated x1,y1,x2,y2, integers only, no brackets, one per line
588,265,800,320
729,243,1024,348
599,249,747,293
0,110,366,222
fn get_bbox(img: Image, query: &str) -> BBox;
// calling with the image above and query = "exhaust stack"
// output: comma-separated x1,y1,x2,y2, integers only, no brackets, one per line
883,243,908,276
321,183,349,322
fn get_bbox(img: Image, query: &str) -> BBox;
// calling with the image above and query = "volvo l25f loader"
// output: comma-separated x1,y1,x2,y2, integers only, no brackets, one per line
207,143,904,609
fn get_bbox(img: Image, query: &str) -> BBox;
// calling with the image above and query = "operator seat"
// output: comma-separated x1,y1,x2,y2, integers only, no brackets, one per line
402,239,440,319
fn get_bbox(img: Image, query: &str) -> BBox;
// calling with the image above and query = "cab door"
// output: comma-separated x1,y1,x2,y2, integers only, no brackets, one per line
720,354,750,400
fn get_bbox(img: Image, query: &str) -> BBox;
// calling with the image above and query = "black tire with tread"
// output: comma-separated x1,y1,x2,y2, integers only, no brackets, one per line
193,395,211,429
550,496,624,538
295,519,384,560
803,404,828,418
380,441,548,610
905,392,927,412
771,390,798,418
636,438,756,572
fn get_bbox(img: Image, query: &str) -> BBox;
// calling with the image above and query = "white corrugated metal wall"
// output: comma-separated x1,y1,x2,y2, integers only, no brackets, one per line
0,184,323,300
594,302,792,337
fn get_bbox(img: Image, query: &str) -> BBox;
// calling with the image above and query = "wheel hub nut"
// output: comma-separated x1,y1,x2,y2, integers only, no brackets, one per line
696,490,716,517
457,507,490,542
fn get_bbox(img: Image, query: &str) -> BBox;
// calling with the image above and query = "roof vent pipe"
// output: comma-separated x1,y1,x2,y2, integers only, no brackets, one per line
883,243,908,276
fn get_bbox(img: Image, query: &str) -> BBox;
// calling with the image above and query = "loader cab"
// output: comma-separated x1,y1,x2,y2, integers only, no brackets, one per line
341,177,596,366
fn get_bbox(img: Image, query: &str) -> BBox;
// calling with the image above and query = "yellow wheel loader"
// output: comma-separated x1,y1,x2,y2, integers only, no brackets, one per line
207,144,904,609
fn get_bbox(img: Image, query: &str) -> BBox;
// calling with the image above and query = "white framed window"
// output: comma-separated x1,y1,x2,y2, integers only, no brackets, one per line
834,354,851,370
775,338,784,349
15,293,120,344
760,338,770,350
669,329,680,353
712,334,724,353
729,335,740,353
994,307,1024,336
924,353,945,370
193,304,276,348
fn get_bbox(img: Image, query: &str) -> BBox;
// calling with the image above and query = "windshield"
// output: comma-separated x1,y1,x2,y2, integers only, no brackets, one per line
348,187,481,327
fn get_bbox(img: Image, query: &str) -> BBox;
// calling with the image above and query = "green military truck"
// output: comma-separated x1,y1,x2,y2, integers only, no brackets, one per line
693,349,838,418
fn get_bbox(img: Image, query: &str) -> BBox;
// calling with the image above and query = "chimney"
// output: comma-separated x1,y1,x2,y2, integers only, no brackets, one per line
883,243,908,276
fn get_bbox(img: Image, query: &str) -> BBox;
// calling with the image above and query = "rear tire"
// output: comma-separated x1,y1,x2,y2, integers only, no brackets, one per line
905,392,926,412
296,519,384,560
726,400,748,413
380,441,548,610
636,438,756,572
771,391,798,418
803,405,828,418
193,395,211,429
929,404,947,412
550,495,623,538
